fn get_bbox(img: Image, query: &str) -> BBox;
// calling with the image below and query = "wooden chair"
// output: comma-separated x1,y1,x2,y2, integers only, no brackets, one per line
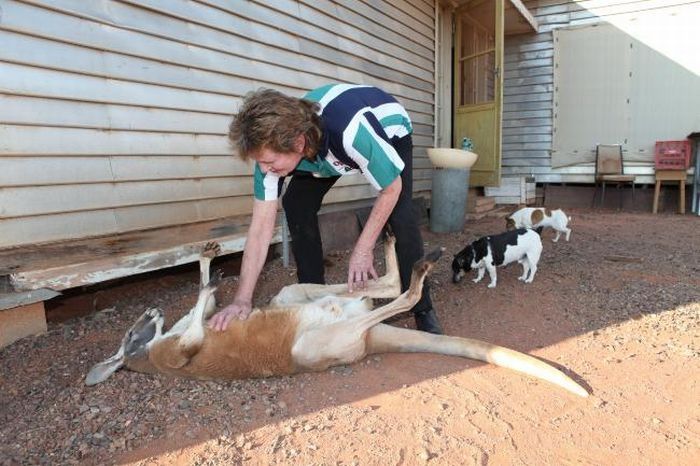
593,144,636,209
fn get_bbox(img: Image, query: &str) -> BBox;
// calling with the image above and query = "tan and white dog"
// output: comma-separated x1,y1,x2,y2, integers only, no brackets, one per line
506,207,572,242
86,237,589,398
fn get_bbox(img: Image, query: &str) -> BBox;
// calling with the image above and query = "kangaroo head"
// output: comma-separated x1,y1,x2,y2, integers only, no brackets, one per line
85,307,164,385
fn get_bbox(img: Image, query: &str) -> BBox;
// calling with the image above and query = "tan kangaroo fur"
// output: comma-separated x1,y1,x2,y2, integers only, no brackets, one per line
86,238,589,398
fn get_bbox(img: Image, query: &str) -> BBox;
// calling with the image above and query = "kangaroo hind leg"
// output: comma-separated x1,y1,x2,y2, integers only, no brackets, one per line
291,248,442,371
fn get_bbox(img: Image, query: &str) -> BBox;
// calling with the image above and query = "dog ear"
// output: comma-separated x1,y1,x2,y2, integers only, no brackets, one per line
472,238,488,262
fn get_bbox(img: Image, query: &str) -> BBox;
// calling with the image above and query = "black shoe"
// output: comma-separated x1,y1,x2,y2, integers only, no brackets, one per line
414,309,443,335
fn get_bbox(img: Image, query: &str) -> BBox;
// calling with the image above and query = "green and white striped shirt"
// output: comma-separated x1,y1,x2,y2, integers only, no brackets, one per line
253,84,413,201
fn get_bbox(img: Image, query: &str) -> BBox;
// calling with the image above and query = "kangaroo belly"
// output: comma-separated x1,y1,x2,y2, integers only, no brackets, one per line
152,310,301,380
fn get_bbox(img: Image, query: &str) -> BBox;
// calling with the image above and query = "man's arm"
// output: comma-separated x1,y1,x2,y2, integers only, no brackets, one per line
347,175,401,292
208,198,278,330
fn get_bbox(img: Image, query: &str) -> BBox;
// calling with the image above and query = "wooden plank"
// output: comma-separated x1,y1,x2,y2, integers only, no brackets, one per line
503,133,552,144
503,92,553,103
0,210,120,248
1,62,240,114
0,289,60,312
505,39,552,54
0,212,251,274
0,95,230,134
1,178,254,218
0,196,255,249
502,109,551,119
9,225,284,291
0,125,231,156
504,48,554,64
0,2,328,95
503,65,553,79
238,0,435,69
388,0,435,27
503,100,553,112
3,2,436,104
507,0,539,32
0,29,268,99
337,0,435,41
0,62,432,122
298,0,433,58
0,155,240,187
503,142,552,151
503,83,554,95
0,302,47,348
125,0,435,86
502,119,552,129
3,0,430,104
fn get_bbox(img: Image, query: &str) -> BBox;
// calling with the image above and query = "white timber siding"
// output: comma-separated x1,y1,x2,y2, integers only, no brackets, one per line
502,0,699,184
0,0,436,248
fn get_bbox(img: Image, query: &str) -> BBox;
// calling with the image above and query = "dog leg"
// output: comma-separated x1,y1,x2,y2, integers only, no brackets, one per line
364,324,588,397
552,230,561,242
486,263,497,288
473,267,485,283
291,250,440,370
565,228,571,242
524,255,538,283
518,259,530,281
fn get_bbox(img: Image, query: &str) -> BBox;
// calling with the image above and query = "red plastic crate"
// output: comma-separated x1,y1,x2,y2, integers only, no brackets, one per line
654,140,691,170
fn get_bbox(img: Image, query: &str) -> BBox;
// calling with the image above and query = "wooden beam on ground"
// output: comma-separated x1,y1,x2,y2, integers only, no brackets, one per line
0,288,61,311
0,302,47,348
10,226,283,292
1,215,285,292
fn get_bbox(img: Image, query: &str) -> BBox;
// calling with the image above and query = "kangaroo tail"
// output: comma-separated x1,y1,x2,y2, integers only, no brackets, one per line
366,324,589,398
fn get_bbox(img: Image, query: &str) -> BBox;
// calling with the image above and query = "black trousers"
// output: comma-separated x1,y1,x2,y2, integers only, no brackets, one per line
282,135,433,315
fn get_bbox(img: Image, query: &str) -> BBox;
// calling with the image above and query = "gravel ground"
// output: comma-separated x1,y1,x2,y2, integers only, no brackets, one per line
1,208,698,465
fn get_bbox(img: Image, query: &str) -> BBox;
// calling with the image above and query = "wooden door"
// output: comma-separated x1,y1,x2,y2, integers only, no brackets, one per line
454,0,504,187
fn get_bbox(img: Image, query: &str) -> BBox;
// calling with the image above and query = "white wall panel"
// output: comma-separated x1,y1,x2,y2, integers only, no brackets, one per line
502,0,699,183
0,0,435,247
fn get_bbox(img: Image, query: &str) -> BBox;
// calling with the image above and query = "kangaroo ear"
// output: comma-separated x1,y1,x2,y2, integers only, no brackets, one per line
85,348,124,386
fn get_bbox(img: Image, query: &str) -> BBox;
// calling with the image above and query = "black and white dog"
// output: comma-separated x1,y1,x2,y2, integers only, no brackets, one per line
452,228,543,288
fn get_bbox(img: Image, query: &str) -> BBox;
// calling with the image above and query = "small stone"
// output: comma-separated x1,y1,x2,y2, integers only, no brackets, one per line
418,448,432,461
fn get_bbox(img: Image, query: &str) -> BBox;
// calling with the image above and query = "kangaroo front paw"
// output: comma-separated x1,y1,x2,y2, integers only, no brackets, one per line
202,241,221,258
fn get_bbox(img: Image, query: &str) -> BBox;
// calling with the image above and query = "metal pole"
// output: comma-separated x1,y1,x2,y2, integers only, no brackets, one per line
280,180,290,267
692,137,700,215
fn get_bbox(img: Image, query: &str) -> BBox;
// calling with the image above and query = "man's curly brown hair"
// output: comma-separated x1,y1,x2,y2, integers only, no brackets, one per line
228,89,322,161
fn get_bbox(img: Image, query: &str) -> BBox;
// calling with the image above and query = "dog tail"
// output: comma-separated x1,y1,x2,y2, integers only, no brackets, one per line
367,325,589,398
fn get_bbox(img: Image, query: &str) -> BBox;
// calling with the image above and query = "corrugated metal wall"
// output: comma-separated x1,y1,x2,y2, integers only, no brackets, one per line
0,0,435,248
502,0,699,183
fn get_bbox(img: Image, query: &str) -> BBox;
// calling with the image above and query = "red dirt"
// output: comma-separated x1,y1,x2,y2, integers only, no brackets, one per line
1,208,698,465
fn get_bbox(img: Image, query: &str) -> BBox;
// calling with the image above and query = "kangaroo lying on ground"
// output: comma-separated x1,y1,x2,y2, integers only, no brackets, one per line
86,236,589,398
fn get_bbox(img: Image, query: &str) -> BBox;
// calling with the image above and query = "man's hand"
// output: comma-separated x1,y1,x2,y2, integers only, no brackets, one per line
208,299,252,331
347,246,378,292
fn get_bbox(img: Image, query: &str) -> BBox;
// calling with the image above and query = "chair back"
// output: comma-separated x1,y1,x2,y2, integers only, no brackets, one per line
595,144,624,176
